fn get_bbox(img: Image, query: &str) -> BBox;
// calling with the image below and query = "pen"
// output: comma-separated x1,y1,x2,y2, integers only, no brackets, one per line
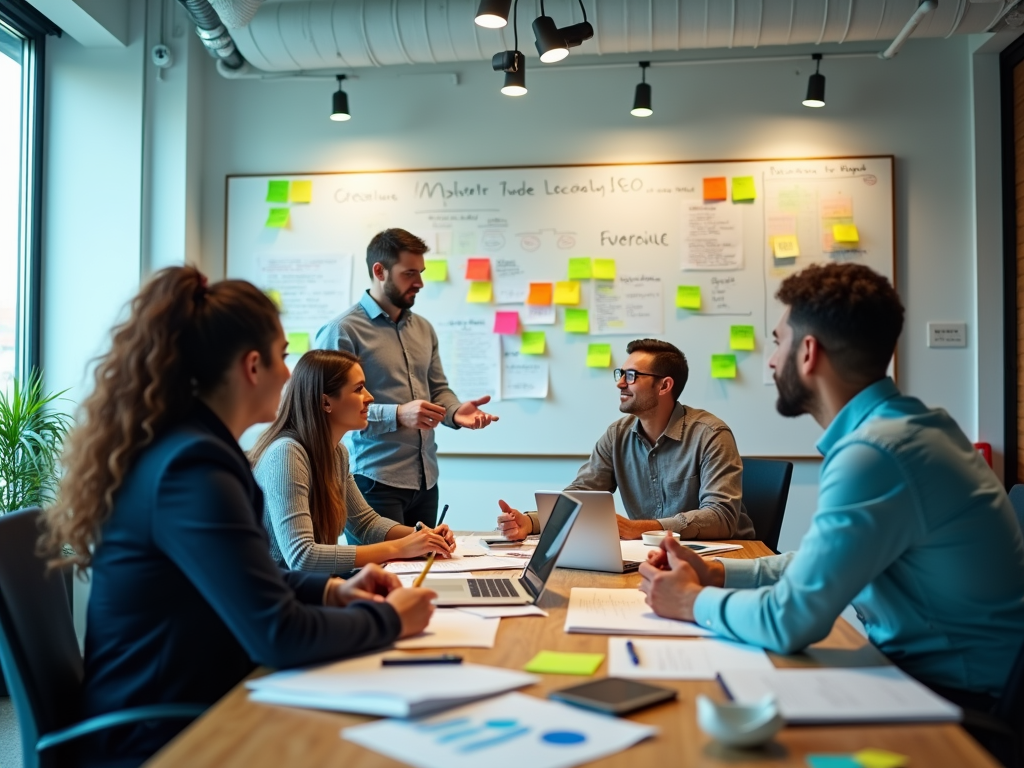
626,639,641,666
382,654,463,666
437,504,449,527
412,552,436,588
715,673,734,701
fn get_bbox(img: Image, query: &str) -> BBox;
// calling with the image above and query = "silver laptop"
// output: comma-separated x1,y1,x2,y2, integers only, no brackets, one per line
424,493,582,606
536,490,640,574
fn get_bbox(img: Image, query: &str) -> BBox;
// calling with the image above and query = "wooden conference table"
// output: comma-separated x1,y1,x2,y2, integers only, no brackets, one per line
145,541,998,768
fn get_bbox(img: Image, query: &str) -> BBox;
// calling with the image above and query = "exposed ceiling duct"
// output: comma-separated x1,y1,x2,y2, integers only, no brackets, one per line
224,0,1011,73
176,0,246,69
210,0,267,28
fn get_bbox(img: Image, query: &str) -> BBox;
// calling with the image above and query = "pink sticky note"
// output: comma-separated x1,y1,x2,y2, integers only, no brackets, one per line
493,311,519,335
466,258,491,281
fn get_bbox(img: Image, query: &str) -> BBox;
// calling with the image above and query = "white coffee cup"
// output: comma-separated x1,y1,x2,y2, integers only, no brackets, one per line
641,530,682,546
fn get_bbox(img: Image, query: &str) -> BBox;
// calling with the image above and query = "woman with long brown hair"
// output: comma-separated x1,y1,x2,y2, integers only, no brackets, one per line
251,349,454,572
40,266,434,767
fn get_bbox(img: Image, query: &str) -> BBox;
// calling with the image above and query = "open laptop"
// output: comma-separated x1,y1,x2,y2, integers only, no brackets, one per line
536,490,640,574
423,492,582,606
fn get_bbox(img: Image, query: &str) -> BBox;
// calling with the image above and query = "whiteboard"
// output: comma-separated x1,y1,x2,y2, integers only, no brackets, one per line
226,157,894,457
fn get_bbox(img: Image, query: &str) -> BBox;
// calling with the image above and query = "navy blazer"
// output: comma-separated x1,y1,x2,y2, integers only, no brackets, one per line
81,403,401,766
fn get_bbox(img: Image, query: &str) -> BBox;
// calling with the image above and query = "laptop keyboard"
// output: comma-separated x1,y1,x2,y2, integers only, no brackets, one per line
466,578,518,598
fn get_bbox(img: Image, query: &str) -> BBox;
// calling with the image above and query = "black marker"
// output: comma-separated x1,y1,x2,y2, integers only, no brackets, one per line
381,654,463,666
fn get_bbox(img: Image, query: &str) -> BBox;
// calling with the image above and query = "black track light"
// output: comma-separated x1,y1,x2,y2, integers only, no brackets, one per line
803,53,825,108
631,61,652,117
330,75,351,121
475,0,512,28
492,50,527,96
532,2,594,64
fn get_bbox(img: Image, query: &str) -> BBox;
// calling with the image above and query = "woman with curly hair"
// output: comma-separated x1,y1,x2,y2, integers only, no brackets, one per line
40,266,435,767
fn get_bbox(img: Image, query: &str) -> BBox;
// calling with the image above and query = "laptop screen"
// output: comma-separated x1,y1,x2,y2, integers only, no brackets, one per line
521,493,582,599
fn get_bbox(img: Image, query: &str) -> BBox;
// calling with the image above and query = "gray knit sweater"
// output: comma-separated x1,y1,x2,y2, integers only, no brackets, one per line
253,437,400,573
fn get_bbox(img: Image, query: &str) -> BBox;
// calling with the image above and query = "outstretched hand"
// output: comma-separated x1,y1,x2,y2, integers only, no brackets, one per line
454,396,500,430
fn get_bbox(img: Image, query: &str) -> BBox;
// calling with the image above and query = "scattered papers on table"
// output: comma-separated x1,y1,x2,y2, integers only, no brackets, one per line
619,540,743,563
286,332,310,355
568,258,592,280
458,605,548,619
290,180,312,203
607,638,772,680
553,281,581,305
676,285,701,310
586,344,611,368
395,609,502,650
520,331,546,355
385,555,525,574
565,588,712,637
266,208,290,228
342,691,657,768
593,259,616,281
266,180,289,203
731,176,756,202
729,325,755,351
703,177,727,201
248,658,535,718
525,651,605,676
564,309,589,333
467,281,493,303
493,311,519,335
466,258,491,281
423,260,448,282
711,354,737,379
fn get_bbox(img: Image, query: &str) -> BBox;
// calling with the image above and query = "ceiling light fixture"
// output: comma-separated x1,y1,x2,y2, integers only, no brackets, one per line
475,0,512,29
631,61,652,117
330,74,351,121
492,0,526,96
533,1,593,64
802,54,825,108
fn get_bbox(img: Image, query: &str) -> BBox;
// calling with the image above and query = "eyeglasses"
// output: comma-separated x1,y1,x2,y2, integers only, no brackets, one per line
613,369,663,384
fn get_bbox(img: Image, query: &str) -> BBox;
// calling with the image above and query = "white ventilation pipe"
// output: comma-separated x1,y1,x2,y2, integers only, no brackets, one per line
878,0,938,59
209,0,265,29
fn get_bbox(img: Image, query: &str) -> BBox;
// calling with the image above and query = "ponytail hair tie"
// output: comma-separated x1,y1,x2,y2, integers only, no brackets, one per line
193,274,209,303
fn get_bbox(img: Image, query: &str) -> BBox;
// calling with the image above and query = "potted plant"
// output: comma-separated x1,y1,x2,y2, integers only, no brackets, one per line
0,369,72,697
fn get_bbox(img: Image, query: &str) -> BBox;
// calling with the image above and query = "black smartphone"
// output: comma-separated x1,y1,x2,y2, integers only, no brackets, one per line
381,654,463,666
549,677,677,715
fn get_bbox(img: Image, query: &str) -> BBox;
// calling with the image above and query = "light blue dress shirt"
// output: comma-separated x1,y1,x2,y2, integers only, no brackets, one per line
692,378,1024,695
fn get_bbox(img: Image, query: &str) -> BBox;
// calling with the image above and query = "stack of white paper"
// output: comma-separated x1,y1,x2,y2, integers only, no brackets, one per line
565,588,713,637
619,540,743,563
343,691,657,768
395,609,502,649
385,555,525,574
717,666,962,724
608,638,773,679
248,662,537,718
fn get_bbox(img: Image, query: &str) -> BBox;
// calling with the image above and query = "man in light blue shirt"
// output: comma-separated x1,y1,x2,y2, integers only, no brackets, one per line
640,263,1024,704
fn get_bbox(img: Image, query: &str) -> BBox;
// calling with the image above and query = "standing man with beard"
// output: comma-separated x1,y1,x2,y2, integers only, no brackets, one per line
495,338,754,540
315,229,498,529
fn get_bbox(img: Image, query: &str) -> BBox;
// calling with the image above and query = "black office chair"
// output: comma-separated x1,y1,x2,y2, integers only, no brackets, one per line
0,507,205,768
1007,484,1024,534
739,457,794,553
959,637,1024,768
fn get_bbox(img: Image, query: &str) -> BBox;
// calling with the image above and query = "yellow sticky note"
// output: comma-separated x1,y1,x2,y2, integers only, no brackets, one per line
833,223,860,243
711,354,737,379
564,308,589,333
289,180,312,203
266,208,290,228
771,235,800,258
568,258,593,280
524,651,605,675
730,325,755,351
586,343,612,368
286,331,310,355
521,331,546,355
852,750,909,768
264,289,284,310
467,281,492,303
732,176,756,201
593,259,616,281
554,281,581,305
266,180,289,203
676,285,701,310
422,260,448,282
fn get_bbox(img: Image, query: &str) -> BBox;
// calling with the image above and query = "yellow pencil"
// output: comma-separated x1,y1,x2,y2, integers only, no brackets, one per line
412,552,436,588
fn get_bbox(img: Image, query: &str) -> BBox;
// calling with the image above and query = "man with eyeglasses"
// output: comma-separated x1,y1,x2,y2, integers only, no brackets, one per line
496,338,754,541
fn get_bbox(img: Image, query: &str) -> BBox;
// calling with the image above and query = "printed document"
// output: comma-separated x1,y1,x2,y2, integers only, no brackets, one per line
565,588,713,637
608,638,772,679
395,609,501,649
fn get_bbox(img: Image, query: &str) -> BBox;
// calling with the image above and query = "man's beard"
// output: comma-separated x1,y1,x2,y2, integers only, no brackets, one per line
619,388,658,415
384,274,416,310
774,346,813,417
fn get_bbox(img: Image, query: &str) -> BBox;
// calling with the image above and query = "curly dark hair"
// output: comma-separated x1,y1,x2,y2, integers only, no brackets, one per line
625,338,689,400
776,263,903,382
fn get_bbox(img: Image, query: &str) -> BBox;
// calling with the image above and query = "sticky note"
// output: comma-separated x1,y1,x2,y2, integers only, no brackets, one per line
676,285,701,310
466,281,492,303
732,176,756,201
289,180,312,203
422,260,448,282
730,325,755,351
264,289,283,310
526,282,553,306
524,651,605,676
554,281,581,305
593,259,616,281
265,208,290,228
286,332,310,355
493,311,519,334
771,235,800,258
833,223,860,243
703,176,727,201
521,331,546,355
852,749,909,768
711,354,737,379
586,344,612,368
465,258,491,281
568,258,593,280
806,757,862,768
564,308,589,333
266,180,289,203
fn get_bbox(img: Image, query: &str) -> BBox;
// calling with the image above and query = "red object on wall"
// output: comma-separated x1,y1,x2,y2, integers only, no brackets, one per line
975,442,992,467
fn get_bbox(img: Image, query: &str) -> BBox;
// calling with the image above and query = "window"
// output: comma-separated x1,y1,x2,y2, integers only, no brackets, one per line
0,22,21,390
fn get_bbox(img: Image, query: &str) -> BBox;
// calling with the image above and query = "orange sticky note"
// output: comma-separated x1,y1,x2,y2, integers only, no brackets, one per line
703,177,727,201
465,258,491,281
526,282,553,306
493,311,519,334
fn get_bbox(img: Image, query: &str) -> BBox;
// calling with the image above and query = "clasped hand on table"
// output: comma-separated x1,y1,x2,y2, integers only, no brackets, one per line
639,533,725,623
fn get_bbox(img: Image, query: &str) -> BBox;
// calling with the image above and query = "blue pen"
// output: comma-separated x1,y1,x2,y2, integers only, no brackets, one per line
716,673,734,701
416,504,450,532
626,639,641,666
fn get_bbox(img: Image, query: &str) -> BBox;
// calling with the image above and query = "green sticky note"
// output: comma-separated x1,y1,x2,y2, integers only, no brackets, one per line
266,180,289,203
593,258,616,281
806,757,862,768
286,332,310,355
732,176,756,201
564,308,589,333
422,260,448,282
586,343,612,368
730,325,755,351
711,354,737,379
266,208,290,228
521,331,546,355
676,285,701,310
524,651,605,676
568,257,592,280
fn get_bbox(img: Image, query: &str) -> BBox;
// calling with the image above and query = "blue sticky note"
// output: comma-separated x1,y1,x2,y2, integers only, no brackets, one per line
806,756,862,768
